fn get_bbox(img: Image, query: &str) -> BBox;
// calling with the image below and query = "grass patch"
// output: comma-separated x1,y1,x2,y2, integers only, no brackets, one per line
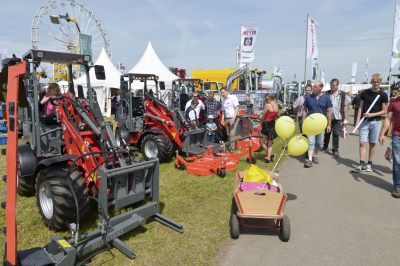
0,114,299,265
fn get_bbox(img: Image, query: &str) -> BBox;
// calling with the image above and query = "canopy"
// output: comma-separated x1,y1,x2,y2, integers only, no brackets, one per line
58,48,123,117
128,42,179,91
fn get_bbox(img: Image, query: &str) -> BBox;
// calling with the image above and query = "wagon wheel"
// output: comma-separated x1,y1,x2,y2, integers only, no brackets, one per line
217,168,226,178
230,213,240,239
280,215,291,242
175,161,185,171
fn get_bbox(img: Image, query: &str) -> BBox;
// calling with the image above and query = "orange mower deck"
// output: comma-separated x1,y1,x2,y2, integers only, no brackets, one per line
175,135,261,177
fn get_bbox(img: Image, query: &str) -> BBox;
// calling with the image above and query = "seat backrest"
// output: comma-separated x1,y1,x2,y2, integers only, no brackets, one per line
38,91,47,113
131,97,144,116
180,94,190,111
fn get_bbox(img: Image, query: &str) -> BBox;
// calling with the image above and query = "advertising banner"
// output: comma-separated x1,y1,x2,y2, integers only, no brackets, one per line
391,3,400,68
320,69,325,82
312,58,319,81
307,17,319,59
79,33,92,72
240,22,259,66
351,60,357,82
364,57,369,80
274,65,282,76
54,63,66,82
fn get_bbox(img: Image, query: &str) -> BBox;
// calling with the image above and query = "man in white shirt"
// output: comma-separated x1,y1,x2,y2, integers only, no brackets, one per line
185,91,205,119
220,86,239,153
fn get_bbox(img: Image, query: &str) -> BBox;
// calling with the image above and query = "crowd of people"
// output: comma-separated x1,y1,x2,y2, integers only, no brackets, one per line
107,74,398,198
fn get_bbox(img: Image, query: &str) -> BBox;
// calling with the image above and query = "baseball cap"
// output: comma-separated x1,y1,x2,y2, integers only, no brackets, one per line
207,115,214,119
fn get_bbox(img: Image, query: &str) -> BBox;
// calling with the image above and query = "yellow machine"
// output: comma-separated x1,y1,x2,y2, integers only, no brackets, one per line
191,68,266,91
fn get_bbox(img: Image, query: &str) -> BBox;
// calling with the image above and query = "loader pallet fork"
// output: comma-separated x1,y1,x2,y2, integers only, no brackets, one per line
1,51,183,266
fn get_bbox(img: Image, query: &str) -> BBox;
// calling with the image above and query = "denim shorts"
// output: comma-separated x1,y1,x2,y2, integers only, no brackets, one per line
307,131,325,150
359,120,381,143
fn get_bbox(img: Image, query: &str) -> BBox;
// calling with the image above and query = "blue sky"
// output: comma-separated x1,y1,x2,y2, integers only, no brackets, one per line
0,0,398,84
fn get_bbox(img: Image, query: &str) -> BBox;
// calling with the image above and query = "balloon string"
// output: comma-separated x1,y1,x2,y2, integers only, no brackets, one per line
259,138,287,193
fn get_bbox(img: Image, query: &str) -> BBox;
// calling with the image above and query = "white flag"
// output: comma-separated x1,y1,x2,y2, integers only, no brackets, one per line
312,58,319,81
0,48,8,72
351,60,357,82
240,22,259,65
274,65,282,76
320,69,325,82
119,62,126,74
391,3,400,68
307,16,319,59
236,43,240,68
364,57,369,79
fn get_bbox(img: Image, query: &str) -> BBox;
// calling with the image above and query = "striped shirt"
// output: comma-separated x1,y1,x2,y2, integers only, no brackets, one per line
329,91,350,120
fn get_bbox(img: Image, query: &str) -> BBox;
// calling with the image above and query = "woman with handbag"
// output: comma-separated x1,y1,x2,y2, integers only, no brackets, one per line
259,94,279,163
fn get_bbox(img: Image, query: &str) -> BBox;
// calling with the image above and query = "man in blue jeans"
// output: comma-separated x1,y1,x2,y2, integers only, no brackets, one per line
302,81,332,168
353,73,388,173
379,96,400,198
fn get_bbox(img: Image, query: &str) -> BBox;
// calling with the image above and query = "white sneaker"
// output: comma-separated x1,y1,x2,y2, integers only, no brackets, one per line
351,164,365,172
364,164,373,172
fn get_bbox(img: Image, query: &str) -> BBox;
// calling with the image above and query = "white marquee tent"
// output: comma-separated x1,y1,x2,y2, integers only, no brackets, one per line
59,48,122,117
128,42,179,92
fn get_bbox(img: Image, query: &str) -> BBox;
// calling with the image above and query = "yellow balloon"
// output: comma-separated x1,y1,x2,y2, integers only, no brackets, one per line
275,116,295,139
302,113,328,136
288,136,309,156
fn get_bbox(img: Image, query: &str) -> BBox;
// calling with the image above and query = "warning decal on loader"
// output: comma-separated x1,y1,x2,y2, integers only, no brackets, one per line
58,240,72,248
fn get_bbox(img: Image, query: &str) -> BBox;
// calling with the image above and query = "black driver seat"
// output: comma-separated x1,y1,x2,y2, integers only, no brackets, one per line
180,94,190,111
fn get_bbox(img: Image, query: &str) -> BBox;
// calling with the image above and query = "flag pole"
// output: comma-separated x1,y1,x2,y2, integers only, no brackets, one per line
236,44,238,69
303,14,309,94
363,58,366,89
389,2,398,89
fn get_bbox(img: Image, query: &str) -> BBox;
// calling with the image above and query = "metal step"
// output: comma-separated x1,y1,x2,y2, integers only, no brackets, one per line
2,226,6,236
1,202,5,209
1,149,6,155
2,175,6,183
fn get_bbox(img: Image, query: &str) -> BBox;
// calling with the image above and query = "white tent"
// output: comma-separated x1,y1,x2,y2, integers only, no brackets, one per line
128,42,179,92
59,48,122,117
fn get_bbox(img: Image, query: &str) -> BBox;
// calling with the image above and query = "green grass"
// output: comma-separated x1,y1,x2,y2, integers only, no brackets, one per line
0,115,300,265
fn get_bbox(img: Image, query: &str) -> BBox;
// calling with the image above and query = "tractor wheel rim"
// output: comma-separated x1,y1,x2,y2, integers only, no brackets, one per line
145,140,158,158
39,182,53,219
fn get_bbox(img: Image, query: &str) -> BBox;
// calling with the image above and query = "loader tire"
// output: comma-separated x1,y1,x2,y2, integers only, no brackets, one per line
17,156,34,197
36,166,90,232
141,134,173,163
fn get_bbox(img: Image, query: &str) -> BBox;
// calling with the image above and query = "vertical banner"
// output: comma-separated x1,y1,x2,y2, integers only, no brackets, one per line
364,57,369,80
312,58,319,81
320,69,325,82
306,17,319,59
79,33,92,72
54,63,66,82
391,2,400,68
240,22,259,66
274,65,282,76
351,60,357,82
0,48,8,72
235,43,240,68
119,62,126,74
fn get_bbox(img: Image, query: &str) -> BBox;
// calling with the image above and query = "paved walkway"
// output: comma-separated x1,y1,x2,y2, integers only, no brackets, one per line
219,112,399,265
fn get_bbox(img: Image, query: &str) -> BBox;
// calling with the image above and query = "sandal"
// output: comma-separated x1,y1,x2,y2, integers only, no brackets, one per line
271,154,276,162
262,157,271,164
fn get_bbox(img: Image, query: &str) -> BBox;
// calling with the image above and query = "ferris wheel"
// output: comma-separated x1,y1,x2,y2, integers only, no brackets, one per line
31,0,112,82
